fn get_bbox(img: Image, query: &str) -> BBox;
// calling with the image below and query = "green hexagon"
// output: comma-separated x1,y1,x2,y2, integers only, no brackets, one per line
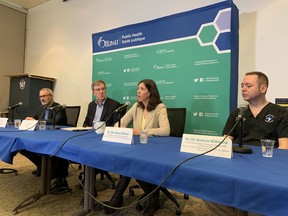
198,25,217,44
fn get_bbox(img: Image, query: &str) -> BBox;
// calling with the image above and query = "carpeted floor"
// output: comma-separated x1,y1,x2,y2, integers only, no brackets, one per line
0,154,212,216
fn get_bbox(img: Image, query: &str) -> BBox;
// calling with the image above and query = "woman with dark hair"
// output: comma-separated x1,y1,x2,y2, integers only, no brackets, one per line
104,79,170,216
120,79,170,136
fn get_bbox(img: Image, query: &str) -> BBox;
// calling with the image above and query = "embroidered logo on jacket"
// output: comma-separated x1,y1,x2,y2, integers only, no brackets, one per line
265,114,274,123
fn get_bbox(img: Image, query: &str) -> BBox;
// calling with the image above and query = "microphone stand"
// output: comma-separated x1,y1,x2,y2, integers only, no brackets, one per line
47,110,60,130
6,107,17,125
1,105,21,124
103,104,127,128
118,112,121,127
53,110,56,128
9,105,22,123
232,118,252,154
10,108,15,124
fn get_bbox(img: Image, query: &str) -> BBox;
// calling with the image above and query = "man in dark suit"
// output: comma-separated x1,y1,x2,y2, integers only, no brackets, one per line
80,80,122,204
83,80,121,127
27,88,67,126
21,88,69,189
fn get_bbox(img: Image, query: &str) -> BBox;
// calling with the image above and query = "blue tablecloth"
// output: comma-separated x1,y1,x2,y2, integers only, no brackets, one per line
1,128,288,215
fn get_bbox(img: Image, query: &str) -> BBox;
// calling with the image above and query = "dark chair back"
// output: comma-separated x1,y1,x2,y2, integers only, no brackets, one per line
167,108,186,137
65,106,81,127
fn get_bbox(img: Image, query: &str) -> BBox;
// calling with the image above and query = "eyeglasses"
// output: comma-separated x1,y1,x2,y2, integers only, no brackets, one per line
39,94,51,98
93,87,106,92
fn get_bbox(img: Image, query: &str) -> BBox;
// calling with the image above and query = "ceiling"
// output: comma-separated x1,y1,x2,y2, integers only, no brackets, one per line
0,0,50,11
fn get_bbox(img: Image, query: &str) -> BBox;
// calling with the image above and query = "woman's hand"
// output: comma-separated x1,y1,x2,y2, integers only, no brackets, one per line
133,128,140,136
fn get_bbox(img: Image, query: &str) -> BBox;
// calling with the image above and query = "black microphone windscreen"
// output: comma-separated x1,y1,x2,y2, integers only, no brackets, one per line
236,104,248,121
238,105,247,115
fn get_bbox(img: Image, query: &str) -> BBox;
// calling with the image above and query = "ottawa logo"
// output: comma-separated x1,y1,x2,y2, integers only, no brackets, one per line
97,36,119,48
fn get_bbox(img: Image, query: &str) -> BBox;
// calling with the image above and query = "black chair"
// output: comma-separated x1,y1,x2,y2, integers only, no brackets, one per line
167,108,186,138
65,106,81,127
129,108,186,215
65,106,82,171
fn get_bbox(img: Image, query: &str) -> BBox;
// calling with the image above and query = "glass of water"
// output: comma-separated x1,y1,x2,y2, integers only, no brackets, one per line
261,139,275,157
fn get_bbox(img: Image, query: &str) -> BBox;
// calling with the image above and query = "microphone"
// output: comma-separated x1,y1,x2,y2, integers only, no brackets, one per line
47,104,66,130
236,104,248,121
49,104,66,110
8,102,23,110
102,102,130,128
115,102,130,113
0,102,23,122
233,104,252,154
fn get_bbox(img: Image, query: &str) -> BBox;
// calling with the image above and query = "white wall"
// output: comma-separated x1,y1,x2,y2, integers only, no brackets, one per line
0,5,26,113
25,0,288,126
236,0,288,104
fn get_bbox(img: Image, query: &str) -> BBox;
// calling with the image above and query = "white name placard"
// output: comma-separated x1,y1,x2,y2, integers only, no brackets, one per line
102,126,133,145
19,120,38,131
0,117,8,128
180,134,232,159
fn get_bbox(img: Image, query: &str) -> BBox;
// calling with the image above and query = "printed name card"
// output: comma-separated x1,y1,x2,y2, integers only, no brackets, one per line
180,134,232,159
102,126,133,145
0,118,8,128
19,120,38,131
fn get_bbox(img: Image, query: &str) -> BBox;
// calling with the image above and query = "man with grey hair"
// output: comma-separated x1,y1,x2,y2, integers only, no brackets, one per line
83,80,121,127
21,88,69,190
80,80,122,204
